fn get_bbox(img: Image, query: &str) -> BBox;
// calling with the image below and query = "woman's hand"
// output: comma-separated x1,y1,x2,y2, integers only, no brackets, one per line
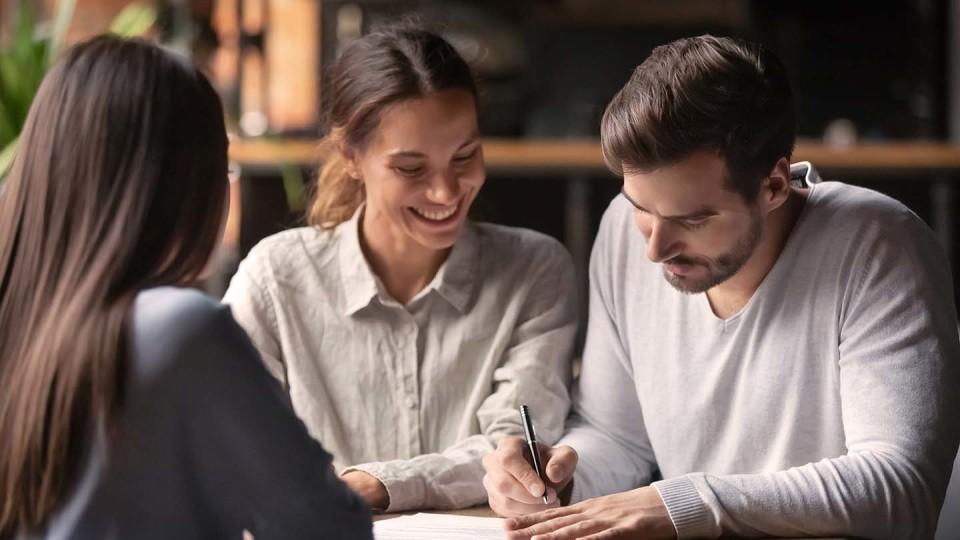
341,470,389,510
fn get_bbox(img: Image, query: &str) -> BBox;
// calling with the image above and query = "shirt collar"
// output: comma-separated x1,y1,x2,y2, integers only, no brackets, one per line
338,205,379,316
432,221,479,314
790,161,822,187
337,205,479,316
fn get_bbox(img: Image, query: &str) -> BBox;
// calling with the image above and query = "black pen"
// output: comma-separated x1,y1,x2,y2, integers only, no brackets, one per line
519,404,549,504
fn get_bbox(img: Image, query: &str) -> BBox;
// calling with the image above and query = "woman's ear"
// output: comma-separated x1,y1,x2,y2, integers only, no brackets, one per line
761,157,792,213
338,142,362,181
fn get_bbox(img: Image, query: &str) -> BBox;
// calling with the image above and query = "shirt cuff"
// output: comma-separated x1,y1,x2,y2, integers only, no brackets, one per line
342,462,424,513
653,476,715,539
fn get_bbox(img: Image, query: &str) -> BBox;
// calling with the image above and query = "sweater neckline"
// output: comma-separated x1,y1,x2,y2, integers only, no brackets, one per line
697,182,824,326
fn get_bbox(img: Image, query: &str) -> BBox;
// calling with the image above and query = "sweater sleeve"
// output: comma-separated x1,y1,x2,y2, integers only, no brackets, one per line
653,212,960,539
179,305,373,539
558,206,660,503
81,290,371,539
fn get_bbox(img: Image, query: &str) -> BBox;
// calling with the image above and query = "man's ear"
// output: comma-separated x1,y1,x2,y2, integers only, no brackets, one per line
761,157,792,213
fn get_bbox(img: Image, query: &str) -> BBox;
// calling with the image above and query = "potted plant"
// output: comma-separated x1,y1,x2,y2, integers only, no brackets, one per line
0,0,156,182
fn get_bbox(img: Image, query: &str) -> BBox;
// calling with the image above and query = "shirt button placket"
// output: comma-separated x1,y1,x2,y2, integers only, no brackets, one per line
402,321,421,456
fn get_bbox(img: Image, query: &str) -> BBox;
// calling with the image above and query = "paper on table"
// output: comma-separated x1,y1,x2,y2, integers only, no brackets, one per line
373,512,506,540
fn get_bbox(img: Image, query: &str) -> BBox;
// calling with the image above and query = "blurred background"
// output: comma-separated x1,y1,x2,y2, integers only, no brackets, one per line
2,1,960,537
2,0,960,305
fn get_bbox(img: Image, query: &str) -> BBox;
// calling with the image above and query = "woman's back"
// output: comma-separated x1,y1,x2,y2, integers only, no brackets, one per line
26,287,371,539
0,35,371,538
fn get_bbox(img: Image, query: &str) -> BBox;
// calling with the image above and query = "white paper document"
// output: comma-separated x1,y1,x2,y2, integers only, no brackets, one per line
373,512,506,539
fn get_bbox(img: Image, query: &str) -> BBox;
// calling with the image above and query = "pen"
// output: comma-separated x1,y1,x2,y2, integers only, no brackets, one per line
519,404,549,504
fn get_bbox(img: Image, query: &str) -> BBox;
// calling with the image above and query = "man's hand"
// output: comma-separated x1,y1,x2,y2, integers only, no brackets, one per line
503,486,675,540
341,470,389,510
482,436,579,517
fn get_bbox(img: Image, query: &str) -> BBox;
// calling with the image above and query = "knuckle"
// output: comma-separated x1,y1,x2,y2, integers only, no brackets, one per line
493,475,514,495
556,445,577,461
502,436,523,452
481,473,493,492
515,468,537,486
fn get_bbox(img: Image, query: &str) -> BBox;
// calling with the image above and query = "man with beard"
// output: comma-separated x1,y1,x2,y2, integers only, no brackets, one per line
481,35,960,539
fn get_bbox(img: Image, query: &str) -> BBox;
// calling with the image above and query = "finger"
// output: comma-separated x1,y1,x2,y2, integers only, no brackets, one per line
505,504,579,530
577,528,626,540
493,494,562,519
529,519,605,540
496,437,549,497
487,480,561,518
484,471,558,506
543,446,578,484
504,513,583,539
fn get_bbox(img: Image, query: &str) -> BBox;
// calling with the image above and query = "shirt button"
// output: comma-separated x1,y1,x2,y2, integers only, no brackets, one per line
405,396,417,409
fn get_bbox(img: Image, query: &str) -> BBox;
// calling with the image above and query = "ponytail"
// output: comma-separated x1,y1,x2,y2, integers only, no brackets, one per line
307,136,365,229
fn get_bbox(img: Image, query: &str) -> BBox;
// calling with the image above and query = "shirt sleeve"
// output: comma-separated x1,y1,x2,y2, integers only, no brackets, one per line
344,240,578,512
557,209,660,503
180,306,373,539
222,253,287,388
652,212,960,539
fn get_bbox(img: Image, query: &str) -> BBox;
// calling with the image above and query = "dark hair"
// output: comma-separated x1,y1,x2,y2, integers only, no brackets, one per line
308,25,477,228
600,35,795,200
0,35,227,536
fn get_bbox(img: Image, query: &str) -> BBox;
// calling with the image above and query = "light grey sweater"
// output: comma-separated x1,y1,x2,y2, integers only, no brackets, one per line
562,172,960,539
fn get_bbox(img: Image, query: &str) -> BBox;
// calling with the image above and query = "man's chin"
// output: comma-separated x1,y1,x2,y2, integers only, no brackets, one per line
663,268,715,294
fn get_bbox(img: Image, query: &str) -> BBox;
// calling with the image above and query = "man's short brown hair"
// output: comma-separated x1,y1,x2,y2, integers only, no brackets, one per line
601,35,796,200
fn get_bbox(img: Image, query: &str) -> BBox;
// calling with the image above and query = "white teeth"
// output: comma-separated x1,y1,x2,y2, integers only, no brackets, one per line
412,204,458,222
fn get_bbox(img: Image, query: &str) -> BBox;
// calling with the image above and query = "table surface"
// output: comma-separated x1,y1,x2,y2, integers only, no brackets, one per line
372,506,854,539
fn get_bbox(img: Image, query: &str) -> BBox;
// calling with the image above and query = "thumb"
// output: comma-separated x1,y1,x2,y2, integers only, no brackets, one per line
544,446,578,484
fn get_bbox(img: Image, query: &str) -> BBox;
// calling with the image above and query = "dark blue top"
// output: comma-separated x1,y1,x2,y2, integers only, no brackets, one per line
23,287,372,539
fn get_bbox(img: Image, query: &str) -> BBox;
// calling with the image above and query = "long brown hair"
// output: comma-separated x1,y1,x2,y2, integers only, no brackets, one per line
308,26,477,228
0,36,228,536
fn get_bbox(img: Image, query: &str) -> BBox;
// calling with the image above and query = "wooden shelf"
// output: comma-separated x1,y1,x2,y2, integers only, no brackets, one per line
229,138,960,175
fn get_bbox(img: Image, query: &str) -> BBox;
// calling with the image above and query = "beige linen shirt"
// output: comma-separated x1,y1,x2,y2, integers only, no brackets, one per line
222,207,576,511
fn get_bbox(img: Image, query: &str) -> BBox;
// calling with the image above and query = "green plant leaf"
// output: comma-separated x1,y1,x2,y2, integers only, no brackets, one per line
0,136,18,183
12,1,35,60
0,43,44,139
109,4,157,38
281,165,306,212
0,93,17,147
46,0,76,67
0,53,30,137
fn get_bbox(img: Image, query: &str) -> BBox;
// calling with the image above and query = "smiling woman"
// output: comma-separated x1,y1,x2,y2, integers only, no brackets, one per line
223,25,578,514
346,87,485,301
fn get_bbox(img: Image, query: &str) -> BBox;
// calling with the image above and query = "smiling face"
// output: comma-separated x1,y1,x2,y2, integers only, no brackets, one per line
347,88,484,254
622,150,765,293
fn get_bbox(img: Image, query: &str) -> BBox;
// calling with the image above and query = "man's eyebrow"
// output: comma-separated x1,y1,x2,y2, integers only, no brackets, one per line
663,208,719,220
622,190,718,220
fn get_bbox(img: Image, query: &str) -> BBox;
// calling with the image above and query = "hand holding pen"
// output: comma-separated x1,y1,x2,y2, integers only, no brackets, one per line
481,405,579,517
519,405,549,504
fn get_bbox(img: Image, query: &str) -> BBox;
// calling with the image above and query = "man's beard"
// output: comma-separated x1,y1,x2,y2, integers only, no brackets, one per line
662,210,763,294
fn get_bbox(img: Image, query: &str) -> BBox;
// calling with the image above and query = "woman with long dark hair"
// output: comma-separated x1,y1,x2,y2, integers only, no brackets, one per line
223,26,577,512
0,36,371,539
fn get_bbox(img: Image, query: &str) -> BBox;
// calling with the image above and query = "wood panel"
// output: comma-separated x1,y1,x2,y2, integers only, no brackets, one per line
230,138,960,175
